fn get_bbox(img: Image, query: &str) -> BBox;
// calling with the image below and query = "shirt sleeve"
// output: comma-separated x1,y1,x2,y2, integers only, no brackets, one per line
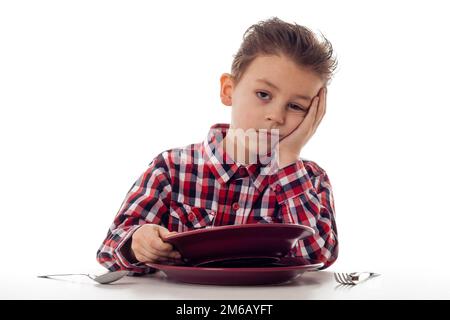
96,152,173,275
269,159,338,269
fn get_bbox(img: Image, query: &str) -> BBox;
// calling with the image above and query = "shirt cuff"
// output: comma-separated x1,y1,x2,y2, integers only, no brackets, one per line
269,159,314,203
115,225,157,274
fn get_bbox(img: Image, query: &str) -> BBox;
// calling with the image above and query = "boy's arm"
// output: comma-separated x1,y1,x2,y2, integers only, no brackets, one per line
96,152,172,275
270,159,338,269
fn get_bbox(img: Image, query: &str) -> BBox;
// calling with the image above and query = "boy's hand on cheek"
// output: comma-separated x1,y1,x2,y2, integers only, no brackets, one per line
130,224,182,264
277,87,327,169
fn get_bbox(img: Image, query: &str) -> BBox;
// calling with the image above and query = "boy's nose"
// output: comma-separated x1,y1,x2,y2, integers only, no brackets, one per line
265,108,285,125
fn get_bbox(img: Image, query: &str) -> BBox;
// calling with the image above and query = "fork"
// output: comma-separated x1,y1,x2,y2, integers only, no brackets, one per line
334,272,380,285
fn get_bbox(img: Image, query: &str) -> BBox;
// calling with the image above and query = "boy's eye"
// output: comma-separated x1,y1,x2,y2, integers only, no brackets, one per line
256,91,306,112
256,91,270,100
288,103,306,112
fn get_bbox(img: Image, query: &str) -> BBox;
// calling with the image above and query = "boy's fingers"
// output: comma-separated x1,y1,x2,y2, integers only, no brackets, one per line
144,225,174,251
134,250,160,263
133,225,181,263
157,225,171,236
313,88,327,132
134,244,159,261
150,236,174,252
149,247,181,259
168,251,182,259
136,246,179,263
316,88,326,121
303,97,319,132
141,230,172,252
279,98,317,146
157,226,178,240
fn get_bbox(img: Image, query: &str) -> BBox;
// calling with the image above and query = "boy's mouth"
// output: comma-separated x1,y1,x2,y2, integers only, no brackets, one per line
255,129,284,140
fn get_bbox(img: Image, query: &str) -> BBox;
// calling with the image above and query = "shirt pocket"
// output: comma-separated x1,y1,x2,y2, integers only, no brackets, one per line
169,200,216,232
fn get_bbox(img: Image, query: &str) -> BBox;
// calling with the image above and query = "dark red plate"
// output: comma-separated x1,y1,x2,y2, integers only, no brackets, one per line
148,257,324,285
163,223,315,265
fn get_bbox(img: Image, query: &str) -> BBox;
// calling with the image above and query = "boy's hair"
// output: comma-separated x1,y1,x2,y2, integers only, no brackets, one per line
231,17,338,86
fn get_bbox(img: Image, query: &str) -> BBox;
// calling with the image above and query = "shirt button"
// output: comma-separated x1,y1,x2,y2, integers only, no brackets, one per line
232,202,240,211
238,167,247,176
188,212,195,222
211,211,216,216
275,184,282,192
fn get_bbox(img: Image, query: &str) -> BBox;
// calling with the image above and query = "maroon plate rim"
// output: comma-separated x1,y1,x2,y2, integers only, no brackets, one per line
147,260,324,273
192,256,281,267
163,223,315,241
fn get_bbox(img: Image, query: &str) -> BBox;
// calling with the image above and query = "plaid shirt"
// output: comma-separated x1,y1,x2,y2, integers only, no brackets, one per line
97,123,338,275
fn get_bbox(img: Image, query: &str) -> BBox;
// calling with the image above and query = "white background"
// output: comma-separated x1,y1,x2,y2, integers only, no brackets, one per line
1,0,449,296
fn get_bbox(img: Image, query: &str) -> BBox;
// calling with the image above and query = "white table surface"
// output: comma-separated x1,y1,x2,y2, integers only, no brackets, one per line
2,264,449,300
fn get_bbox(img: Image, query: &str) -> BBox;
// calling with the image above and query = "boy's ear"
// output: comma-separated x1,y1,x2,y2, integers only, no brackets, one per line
220,73,234,106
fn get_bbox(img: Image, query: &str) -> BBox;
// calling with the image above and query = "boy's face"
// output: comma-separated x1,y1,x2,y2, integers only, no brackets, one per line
220,54,324,140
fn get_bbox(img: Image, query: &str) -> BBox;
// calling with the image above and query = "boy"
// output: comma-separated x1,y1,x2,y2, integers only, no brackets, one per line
97,17,338,275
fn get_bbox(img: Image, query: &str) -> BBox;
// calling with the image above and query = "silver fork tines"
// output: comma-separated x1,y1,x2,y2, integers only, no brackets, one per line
334,272,380,285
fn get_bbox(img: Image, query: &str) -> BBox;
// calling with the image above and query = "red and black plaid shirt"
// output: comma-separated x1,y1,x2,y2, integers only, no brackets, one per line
97,123,338,274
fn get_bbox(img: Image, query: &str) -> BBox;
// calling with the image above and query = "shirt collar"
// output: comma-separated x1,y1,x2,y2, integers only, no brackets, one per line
202,123,278,193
